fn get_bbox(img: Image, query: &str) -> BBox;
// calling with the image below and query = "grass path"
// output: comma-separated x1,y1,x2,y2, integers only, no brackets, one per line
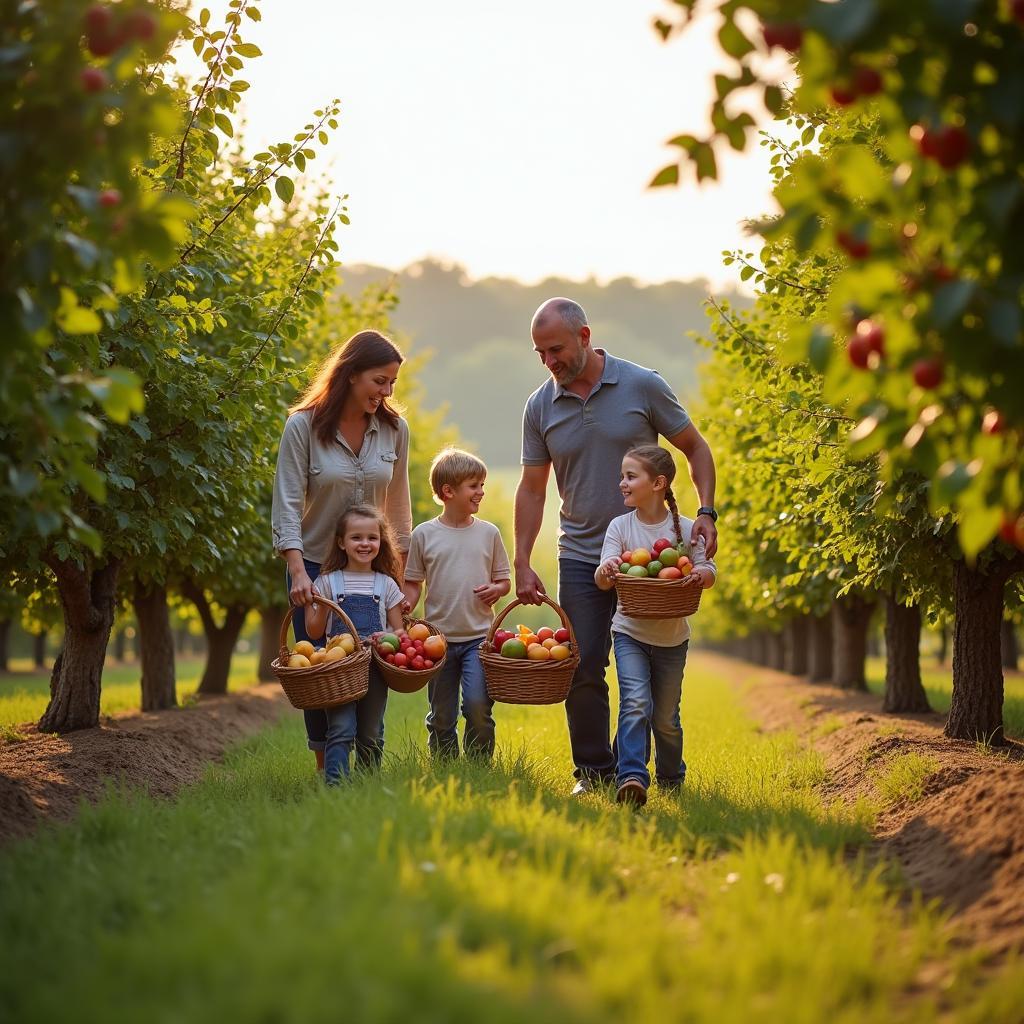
2,654,1023,1021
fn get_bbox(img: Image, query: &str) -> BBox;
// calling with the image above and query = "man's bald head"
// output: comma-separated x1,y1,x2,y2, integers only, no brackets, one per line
531,297,589,338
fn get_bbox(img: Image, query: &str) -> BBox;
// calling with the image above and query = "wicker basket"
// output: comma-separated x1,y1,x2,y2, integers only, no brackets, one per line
614,570,703,620
372,616,448,694
271,597,370,709
479,595,579,705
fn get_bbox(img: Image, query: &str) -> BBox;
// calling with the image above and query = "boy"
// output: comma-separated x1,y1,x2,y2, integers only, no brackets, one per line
402,448,511,758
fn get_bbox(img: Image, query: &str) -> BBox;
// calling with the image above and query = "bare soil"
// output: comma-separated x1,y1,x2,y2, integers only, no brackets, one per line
705,653,1024,958
0,684,288,845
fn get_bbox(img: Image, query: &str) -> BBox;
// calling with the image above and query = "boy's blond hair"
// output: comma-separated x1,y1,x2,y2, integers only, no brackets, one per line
430,447,488,504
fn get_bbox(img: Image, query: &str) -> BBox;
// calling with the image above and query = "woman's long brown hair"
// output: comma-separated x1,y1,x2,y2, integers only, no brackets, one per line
320,503,403,581
291,330,404,445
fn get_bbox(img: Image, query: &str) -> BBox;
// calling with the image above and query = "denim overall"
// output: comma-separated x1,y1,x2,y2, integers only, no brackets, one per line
320,570,390,784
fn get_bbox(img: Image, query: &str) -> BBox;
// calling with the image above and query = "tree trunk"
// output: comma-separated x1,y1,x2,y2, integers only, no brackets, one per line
33,631,47,668
182,579,248,695
945,555,1024,744
883,594,930,713
807,613,833,683
1001,619,1019,671
134,579,177,711
39,557,119,733
0,618,9,672
935,625,948,667
767,631,786,670
832,594,874,691
784,616,809,676
259,605,287,682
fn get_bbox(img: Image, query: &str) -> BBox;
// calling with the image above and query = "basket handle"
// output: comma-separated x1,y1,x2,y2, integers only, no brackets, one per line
485,595,577,649
277,595,363,659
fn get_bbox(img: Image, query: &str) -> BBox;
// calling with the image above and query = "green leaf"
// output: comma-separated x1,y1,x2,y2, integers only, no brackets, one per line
57,305,102,334
718,20,754,59
930,279,975,329
214,112,233,137
958,504,1002,560
233,42,262,57
275,176,295,203
649,164,679,188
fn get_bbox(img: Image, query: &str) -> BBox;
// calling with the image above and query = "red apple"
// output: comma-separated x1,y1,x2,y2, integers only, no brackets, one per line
493,629,516,649
829,83,857,107
393,652,408,668
912,357,944,389
982,410,1005,435
99,188,122,208
385,653,396,664
852,67,882,96
847,333,872,369
856,319,885,357
652,538,673,554
411,655,426,671
762,22,802,52
84,4,118,55
934,126,970,169
1013,0,1024,25
837,230,870,260
999,515,1021,547
423,659,434,669
124,9,157,41
553,627,570,644
80,67,108,93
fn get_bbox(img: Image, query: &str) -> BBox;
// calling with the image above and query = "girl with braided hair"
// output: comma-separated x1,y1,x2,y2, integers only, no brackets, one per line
595,445,717,807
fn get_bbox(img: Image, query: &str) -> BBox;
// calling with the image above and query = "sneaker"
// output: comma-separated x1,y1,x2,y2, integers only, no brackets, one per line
570,777,594,797
616,778,648,807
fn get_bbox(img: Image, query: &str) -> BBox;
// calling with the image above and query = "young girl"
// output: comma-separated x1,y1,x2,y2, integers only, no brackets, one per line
595,445,717,807
305,504,406,785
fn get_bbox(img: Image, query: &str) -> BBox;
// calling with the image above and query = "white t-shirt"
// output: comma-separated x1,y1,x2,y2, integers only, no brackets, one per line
404,517,511,641
600,509,717,647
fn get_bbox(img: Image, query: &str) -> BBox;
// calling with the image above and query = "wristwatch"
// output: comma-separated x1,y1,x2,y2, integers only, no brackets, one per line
696,506,718,522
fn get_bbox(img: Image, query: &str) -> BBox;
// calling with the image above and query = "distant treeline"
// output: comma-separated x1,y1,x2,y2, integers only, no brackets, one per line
338,259,750,467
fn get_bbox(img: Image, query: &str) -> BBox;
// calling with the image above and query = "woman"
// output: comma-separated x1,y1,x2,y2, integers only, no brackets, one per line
272,329,412,771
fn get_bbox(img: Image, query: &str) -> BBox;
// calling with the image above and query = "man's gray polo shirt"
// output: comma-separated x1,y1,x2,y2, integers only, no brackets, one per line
521,350,691,563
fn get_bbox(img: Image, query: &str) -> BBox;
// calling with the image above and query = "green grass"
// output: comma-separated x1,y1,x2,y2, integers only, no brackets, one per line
872,752,941,805
865,657,1024,739
0,653,258,730
2,652,1023,1021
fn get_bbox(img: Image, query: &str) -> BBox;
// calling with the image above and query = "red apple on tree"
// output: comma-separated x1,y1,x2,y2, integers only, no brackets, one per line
99,188,122,208
912,357,944,389
837,230,870,260
762,22,802,52
80,67,108,93
829,83,857,107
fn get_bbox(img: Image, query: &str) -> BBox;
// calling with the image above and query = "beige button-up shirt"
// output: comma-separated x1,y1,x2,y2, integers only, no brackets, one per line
271,409,412,564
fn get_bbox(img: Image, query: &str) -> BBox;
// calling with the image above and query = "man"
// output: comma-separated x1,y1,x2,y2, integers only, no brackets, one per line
514,297,717,795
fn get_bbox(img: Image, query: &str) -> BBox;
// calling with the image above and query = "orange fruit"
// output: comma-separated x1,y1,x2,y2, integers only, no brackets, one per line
536,626,555,642
549,645,571,661
309,649,327,665
527,645,552,661
423,635,446,660
629,548,652,567
408,622,431,642
292,640,315,659
523,633,540,647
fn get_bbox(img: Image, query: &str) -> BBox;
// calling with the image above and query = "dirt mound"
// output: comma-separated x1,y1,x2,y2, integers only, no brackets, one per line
704,653,1024,957
0,685,289,846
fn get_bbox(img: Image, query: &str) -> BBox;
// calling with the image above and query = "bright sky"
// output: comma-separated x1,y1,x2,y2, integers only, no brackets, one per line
184,1,782,290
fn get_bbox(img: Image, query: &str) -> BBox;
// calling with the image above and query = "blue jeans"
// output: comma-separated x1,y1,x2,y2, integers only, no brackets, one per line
612,632,689,789
425,637,494,758
324,665,389,783
287,558,329,753
558,558,617,782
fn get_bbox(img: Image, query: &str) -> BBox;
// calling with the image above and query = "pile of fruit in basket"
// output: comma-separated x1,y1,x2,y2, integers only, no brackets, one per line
491,623,572,662
286,633,357,668
618,538,693,580
374,622,447,671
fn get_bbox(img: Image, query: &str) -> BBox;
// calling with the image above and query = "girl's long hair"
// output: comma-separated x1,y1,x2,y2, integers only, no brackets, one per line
624,445,684,546
320,503,403,581
291,330,403,445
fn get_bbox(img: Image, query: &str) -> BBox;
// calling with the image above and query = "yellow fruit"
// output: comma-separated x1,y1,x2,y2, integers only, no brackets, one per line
339,634,356,654
325,635,343,650
541,638,558,649
292,640,315,659
324,646,347,662
629,549,652,567
527,644,551,661
287,654,311,668
549,645,571,661
309,649,327,665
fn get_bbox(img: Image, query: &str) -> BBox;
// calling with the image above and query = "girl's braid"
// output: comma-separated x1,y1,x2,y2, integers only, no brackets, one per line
665,486,683,546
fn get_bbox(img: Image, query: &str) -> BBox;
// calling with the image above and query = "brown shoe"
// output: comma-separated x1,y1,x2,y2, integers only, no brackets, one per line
616,778,648,807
